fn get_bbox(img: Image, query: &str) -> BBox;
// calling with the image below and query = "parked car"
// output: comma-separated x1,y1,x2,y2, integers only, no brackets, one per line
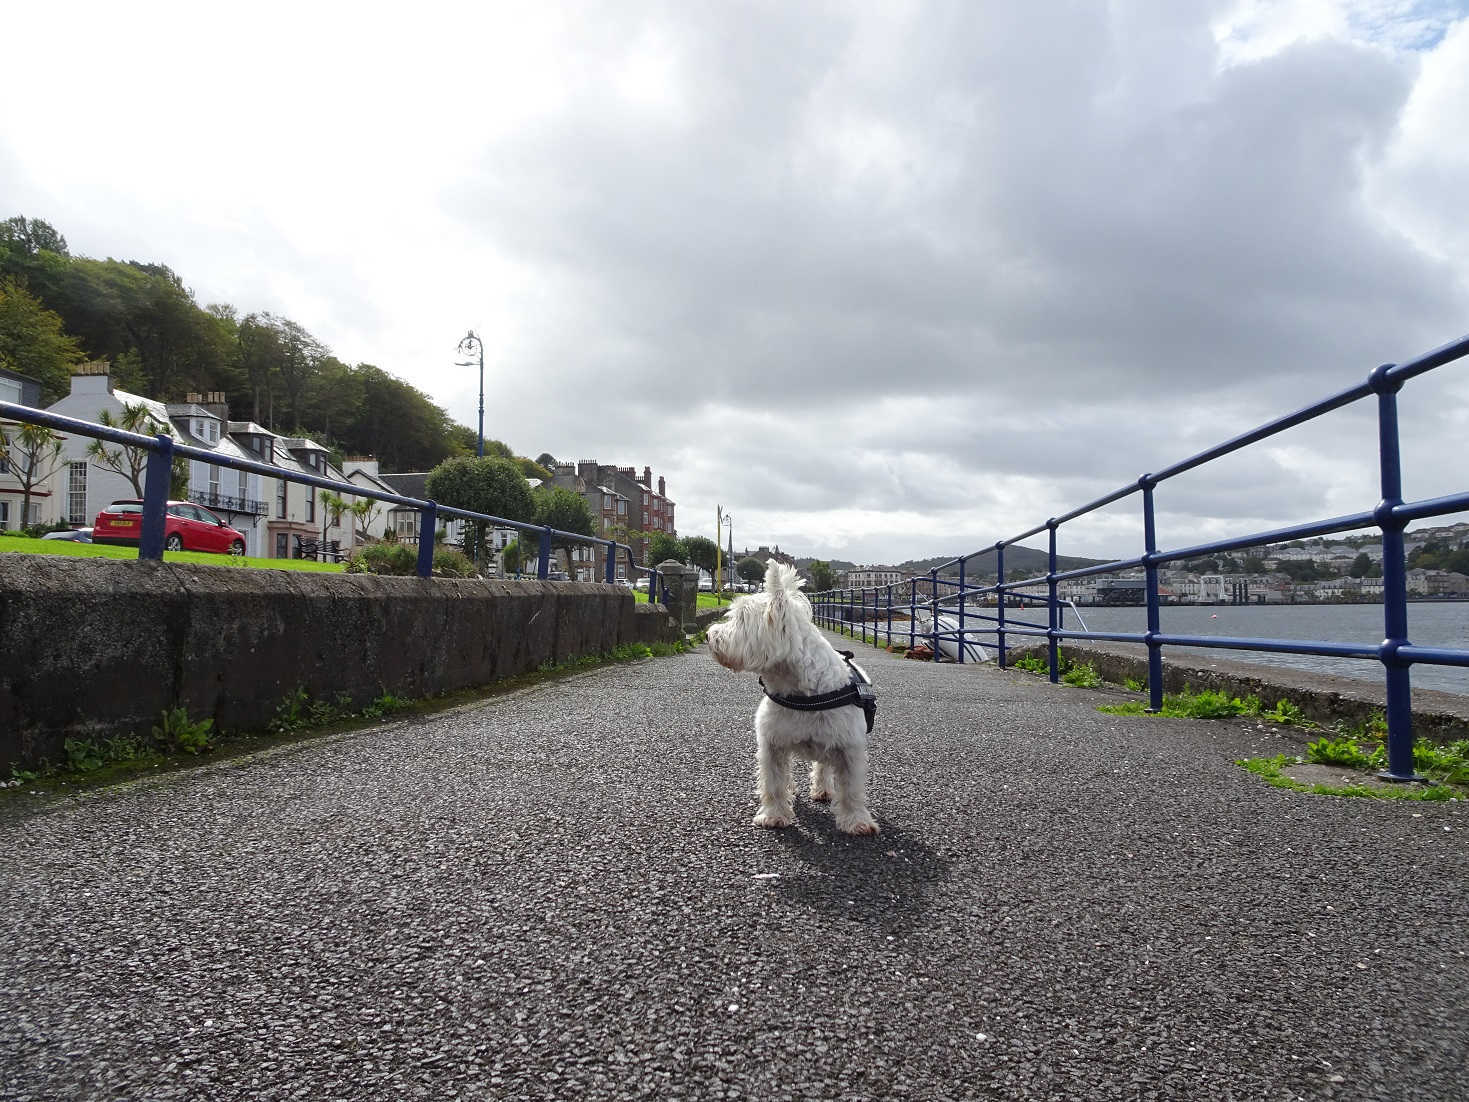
92,500,247,555
40,528,93,543
544,570,571,581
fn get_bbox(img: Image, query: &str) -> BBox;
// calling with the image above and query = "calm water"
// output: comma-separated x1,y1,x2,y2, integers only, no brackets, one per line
1021,602,1469,695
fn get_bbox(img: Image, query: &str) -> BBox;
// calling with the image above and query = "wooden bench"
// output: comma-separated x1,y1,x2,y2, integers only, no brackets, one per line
293,535,346,562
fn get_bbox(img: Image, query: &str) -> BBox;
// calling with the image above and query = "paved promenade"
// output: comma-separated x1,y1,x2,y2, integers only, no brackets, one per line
1,635,1465,1101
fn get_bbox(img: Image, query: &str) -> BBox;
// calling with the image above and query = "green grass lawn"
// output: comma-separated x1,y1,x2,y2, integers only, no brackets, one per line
0,534,345,573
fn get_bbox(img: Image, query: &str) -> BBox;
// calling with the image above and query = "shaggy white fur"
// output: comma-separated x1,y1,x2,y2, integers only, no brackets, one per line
706,560,879,836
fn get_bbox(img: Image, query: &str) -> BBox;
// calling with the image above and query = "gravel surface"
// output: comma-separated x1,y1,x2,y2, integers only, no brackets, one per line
1,635,1465,1101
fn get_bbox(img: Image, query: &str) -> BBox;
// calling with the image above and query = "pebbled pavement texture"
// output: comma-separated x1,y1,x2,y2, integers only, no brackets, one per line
0,635,1464,1101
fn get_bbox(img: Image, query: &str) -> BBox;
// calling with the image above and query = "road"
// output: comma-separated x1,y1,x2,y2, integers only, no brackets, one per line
1,635,1464,1100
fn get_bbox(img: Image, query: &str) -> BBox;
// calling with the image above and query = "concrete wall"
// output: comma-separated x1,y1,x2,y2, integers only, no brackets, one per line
0,557,681,769
1007,642,1469,743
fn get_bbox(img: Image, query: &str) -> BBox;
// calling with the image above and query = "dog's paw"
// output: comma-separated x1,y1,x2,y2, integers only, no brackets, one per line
808,787,832,803
753,809,795,829
837,814,880,836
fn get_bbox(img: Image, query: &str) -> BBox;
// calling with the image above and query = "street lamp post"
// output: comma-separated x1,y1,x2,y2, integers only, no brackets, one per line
455,329,485,458
719,510,733,601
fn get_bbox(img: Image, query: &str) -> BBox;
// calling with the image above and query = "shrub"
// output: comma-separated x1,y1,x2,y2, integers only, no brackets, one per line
432,547,477,578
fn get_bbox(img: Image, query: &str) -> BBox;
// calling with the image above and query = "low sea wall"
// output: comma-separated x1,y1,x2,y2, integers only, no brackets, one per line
0,556,681,769
1007,641,1469,743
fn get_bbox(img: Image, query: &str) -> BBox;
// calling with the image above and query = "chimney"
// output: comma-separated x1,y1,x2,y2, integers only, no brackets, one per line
657,476,665,496
344,456,379,478
70,360,113,395
642,466,651,487
200,390,230,421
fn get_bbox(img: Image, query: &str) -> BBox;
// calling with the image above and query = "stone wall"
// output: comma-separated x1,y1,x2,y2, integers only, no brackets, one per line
0,556,681,769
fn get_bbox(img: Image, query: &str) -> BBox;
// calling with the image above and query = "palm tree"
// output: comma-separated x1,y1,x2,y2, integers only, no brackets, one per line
87,402,187,498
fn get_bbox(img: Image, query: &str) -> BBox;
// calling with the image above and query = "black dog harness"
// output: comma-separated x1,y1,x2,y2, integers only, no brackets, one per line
760,650,877,733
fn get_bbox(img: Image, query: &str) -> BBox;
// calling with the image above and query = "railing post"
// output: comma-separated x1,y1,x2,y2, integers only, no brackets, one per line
928,568,939,661
886,584,893,649
138,434,173,560
1370,364,1421,781
1047,520,1060,683
416,501,437,578
956,558,967,663
908,580,916,652
1141,476,1164,713
538,526,552,579
996,543,1007,668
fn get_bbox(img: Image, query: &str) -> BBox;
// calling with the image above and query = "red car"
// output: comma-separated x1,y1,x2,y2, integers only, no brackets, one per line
93,499,247,555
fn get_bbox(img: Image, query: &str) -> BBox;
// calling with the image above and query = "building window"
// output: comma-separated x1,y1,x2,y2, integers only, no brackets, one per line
276,479,287,519
208,421,218,442
0,502,7,528
306,486,315,524
209,464,220,501
275,532,288,559
238,467,248,500
617,499,626,515
68,462,88,524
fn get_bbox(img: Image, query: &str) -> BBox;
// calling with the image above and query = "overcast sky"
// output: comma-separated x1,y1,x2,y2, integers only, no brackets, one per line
4,0,1466,566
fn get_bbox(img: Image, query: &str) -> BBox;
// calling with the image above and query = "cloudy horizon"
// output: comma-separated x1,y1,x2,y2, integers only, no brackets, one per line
4,0,1466,566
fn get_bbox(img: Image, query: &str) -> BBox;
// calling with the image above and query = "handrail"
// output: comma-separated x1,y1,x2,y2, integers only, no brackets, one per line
0,399,662,589
810,335,1469,784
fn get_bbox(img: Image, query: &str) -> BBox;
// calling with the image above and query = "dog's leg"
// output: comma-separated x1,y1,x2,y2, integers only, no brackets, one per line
753,737,795,829
808,760,833,803
829,748,879,836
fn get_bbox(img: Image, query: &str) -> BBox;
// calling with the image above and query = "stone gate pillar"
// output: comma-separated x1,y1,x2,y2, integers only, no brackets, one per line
655,559,701,632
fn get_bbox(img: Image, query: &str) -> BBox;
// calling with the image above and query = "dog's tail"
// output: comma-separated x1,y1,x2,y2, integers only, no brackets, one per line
764,560,804,595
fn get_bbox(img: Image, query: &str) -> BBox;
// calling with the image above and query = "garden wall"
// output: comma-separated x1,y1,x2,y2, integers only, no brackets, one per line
0,556,681,769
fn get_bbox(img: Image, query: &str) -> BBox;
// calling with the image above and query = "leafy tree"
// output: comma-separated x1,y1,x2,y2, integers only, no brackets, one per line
535,452,556,470
737,556,766,584
534,486,596,572
648,531,687,565
1,422,65,528
0,278,83,400
87,401,187,497
1242,555,1267,574
0,216,68,257
1349,552,1374,579
807,560,835,592
424,456,535,565
684,535,719,579
502,535,528,575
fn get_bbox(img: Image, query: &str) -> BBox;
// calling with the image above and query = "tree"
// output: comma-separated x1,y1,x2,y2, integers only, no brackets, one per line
1,422,65,528
808,560,836,592
1349,552,1373,579
0,278,83,400
684,535,719,580
87,401,187,497
502,535,528,576
0,216,69,257
533,486,596,572
737,556,766,585
349,497,379,541
535,452,556,470
319,489,349,546
648,531,687,565
424,456,535,564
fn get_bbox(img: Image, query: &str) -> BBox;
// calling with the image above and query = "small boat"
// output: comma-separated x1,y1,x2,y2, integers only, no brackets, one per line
913,608,991,662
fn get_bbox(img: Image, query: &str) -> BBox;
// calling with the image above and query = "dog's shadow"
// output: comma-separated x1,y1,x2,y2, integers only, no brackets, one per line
761,804,950,935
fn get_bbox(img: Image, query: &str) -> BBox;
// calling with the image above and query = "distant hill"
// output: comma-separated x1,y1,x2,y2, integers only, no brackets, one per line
793,547,1107,583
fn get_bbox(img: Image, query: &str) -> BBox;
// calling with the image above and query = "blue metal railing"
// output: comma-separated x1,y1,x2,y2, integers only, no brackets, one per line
0,401,670,598
813,334,1469,782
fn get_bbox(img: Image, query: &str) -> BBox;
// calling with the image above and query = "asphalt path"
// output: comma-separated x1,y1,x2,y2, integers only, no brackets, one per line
1,634,1464,1101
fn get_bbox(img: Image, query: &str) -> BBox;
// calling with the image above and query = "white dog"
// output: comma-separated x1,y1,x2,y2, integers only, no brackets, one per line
707,561,880,836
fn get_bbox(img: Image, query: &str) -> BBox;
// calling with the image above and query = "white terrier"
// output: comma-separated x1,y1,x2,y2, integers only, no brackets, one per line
707,561,880,836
